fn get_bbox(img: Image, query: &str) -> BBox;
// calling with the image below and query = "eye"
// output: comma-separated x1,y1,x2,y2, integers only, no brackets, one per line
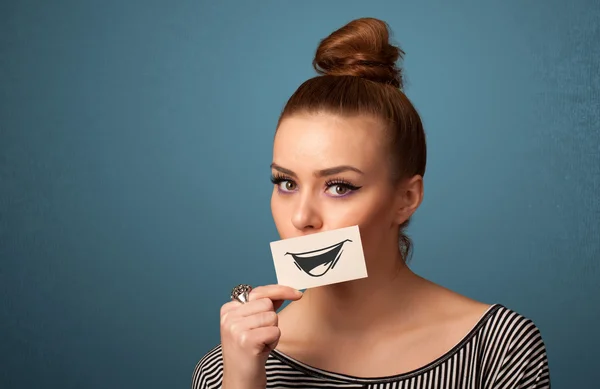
326,184,350,196
325,179,362,197
280,180,297,192
270,174,298,193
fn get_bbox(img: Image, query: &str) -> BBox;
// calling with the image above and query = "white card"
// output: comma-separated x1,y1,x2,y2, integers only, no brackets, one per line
269,225,368,290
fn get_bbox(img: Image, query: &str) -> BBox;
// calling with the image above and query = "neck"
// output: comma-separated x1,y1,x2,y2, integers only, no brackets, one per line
297,250,426,335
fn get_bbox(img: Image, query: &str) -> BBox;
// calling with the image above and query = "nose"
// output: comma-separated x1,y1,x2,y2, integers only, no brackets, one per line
291,193,323,232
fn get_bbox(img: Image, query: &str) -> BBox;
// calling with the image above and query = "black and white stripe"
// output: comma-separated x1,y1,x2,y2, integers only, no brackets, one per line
191,305,550,389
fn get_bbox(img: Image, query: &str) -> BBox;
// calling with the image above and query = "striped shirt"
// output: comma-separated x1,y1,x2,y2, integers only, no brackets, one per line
191,304,551,389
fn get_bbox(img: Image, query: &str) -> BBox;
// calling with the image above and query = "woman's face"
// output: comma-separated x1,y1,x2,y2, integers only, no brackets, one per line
270,113,413,263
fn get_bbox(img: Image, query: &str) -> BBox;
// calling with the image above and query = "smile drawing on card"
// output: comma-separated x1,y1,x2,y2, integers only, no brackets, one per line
285,239,352,277
270,225,368,290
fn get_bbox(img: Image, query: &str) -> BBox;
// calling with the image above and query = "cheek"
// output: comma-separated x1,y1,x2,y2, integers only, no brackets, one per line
332,190,392,225
270,191,290,236
339,197,394,254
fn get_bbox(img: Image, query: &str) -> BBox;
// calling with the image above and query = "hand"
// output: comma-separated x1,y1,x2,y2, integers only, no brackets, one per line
220,284,303,389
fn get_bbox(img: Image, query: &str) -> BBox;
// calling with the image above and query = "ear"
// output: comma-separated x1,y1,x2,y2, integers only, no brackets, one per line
393,175,424,225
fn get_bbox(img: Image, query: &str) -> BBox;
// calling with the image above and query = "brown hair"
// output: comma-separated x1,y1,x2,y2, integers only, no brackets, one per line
276,18,427,262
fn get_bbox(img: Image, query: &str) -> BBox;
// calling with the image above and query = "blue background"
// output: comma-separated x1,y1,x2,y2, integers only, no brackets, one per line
1,1,598,388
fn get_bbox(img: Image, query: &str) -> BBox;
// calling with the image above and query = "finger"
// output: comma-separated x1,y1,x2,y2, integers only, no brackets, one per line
221,311,278,339
240,326,281,354
233,298,274,317
242,311,278,330
249,285,303,302
265,338,280,353
220,300,242,316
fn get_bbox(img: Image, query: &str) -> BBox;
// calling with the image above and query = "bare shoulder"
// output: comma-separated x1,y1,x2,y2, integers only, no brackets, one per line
415,276,548,352
417,275,493,328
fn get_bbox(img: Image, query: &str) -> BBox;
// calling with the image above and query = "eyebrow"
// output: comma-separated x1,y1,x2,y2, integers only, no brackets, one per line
270,163,364,178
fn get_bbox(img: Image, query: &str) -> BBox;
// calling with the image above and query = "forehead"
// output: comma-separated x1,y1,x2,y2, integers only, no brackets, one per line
273,114,386,172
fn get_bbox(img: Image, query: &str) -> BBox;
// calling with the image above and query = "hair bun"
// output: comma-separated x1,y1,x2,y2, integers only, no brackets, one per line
312,18,404,89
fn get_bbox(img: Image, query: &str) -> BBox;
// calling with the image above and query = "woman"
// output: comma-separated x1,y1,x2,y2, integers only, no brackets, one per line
192,17,551,389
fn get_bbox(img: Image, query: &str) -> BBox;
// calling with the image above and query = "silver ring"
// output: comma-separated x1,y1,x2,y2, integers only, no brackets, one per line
231,284,252,304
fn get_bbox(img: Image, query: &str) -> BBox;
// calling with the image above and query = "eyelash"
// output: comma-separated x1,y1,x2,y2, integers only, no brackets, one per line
324,178,361,191
270,173,290,185
269,174,362,196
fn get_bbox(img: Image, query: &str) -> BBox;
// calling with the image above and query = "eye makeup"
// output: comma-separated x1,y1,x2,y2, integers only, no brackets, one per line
270,173,362,197
324,178,362,198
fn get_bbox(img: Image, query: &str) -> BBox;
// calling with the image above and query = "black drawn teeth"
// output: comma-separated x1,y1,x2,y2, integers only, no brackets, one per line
285,239,352,277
